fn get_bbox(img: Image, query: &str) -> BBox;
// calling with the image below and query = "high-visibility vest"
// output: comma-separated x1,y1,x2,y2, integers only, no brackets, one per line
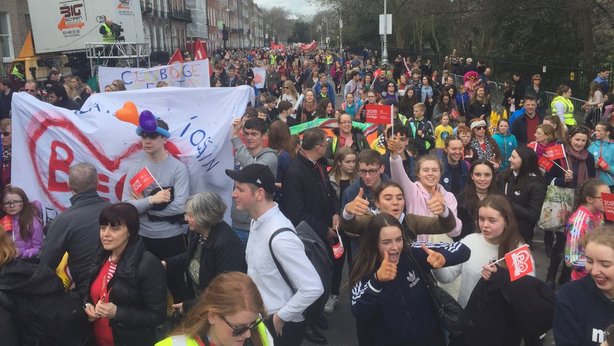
11,66,24,81
101,23,115,43
269,53,276,65
550,95,576,126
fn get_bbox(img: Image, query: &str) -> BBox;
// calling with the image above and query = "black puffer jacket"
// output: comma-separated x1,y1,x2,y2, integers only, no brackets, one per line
0,259,91,345
86,239,167,346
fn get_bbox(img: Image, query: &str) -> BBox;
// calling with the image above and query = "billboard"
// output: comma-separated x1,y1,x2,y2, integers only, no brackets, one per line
27,0,145,54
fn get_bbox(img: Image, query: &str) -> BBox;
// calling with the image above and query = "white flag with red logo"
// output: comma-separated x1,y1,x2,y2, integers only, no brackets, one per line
504,244,534,281
129,167,155,194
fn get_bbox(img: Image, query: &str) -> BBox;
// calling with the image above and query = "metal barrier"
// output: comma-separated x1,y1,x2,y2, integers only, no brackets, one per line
451,73,587,121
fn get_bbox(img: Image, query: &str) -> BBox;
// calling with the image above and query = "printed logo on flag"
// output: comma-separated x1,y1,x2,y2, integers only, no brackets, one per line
504,244,533,281
543,144,565,160
598,157,610,171
129,167,155,194
365,104,393,124
602,192,614,222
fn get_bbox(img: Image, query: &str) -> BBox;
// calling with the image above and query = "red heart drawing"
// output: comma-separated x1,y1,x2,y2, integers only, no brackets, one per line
27,115,182,211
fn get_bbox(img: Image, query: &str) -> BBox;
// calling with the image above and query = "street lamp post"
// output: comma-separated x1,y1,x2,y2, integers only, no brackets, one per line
381,0,389,66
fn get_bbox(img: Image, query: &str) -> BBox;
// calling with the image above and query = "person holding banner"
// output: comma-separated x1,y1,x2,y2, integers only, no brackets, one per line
564,179,610,281
325,114,370,163
554,226,614,346
122,117,191,302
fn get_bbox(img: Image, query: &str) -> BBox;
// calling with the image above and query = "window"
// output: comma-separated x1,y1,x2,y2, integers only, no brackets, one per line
0,12,14,62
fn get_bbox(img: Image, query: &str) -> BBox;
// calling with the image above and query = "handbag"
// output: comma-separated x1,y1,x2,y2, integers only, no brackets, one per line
405,247,473,336
537,181,574,230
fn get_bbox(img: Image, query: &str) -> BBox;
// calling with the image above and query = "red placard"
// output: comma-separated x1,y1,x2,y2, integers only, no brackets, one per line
538,156,554,172
598,157,611,171
365,104,393,124
168,48,185,65
129,167,155,194
602,192,614,221
193,39,208,60
504,244,534,281
543,144,565,161
527,142,537,151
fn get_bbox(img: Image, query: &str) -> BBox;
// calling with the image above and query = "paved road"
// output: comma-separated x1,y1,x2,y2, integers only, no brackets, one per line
304,228,558,346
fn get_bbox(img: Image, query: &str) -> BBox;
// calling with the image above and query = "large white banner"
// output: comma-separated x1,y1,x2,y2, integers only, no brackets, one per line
98,60,211,91
12,86,253,223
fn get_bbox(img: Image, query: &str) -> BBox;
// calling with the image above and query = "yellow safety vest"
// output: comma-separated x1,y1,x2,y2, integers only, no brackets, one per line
101,23,115,43
550,95,576,126
269,53,276,65
11,66,24,81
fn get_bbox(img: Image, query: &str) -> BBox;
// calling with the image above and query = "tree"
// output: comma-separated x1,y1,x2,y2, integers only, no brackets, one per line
262,7,294,43
288,21,311,43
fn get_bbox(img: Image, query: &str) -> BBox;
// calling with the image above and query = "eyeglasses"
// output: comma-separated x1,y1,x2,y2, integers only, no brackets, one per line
3,200,23,207
221,315,263,337
474,126,486,130
140,132,161,140
283,87,289,89
2,131,10,136
358,168,380,176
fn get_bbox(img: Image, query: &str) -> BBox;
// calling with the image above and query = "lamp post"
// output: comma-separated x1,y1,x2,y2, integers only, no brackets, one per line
381,0,389,66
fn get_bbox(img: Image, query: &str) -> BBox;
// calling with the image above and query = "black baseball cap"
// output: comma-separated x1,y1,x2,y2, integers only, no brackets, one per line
225,164,275,195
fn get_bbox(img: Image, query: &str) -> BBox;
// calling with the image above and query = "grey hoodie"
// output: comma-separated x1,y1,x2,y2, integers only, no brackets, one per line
231,137,279,230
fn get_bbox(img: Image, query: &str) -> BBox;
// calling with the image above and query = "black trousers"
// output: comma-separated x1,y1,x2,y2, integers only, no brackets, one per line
264,317,305,346
142,234,191,303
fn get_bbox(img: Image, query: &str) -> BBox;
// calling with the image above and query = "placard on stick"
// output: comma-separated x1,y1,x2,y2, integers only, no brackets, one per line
602,192,614,221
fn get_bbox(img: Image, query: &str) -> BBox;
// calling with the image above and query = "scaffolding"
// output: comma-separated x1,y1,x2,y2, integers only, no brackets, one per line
185,0,208,40
85,42,151,76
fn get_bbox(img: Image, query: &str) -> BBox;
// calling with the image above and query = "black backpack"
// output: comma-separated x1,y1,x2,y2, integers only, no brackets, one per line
268,221,332,318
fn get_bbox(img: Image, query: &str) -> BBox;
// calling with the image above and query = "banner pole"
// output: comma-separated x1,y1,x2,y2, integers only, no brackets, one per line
390,104,394,135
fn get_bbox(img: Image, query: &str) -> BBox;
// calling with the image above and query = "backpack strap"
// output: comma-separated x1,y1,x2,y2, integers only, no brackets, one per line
268,228,297,294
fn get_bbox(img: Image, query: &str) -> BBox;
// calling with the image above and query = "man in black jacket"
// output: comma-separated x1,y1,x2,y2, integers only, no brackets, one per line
280,128,338,344
39,163,110,299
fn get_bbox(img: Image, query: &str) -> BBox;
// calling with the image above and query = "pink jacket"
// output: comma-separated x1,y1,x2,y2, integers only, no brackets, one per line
390,155,462,241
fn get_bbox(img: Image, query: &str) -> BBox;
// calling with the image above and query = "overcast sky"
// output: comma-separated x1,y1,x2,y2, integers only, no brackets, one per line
254,0,318,17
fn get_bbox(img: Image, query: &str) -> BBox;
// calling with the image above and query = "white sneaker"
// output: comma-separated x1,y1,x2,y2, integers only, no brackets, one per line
324,294,339,314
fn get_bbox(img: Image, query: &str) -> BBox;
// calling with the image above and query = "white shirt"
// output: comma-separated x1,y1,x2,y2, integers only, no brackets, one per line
433,233,535,307
246,204,324,322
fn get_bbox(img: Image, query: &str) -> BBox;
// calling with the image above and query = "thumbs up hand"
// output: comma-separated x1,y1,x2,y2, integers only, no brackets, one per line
422,244,446,269
376,251,398,282
426,189,446,216
346,188,370,216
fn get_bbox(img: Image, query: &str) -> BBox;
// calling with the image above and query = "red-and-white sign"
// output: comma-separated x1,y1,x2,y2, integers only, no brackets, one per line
543,144,565,161
602,192,614,221
365,104,393,125
504,244,534,281
129,167,155,194
538,156,554,172
168,48,185,65
193,39,208,60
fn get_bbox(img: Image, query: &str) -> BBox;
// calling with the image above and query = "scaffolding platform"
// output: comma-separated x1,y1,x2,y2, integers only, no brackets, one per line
86,42,151,74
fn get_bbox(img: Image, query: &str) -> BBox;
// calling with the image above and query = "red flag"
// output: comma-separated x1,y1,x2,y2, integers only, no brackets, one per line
365,104,393,124
1,215,12,231
598,156,611,171
193,39,208,60
543,144,565,161
538,156,554,172
504,244,534,281
602,192,614,221
168,49,184,65
527,142,537,151
129,167,155,194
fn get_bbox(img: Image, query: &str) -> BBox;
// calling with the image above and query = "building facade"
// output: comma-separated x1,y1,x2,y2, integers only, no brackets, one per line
1,0,30,68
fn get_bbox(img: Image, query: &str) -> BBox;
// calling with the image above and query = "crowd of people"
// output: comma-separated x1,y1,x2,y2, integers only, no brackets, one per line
0,46,613,346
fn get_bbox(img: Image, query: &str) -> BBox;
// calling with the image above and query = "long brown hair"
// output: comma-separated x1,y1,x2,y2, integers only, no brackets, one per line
1,186,39,241
268,120,297,159
478,195,524,261
330,146,357,184
349,213,406,286
0,230,16,267
171,272,267,344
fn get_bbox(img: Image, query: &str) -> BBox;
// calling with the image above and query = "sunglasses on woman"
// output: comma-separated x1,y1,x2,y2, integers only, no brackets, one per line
221,315,263,337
